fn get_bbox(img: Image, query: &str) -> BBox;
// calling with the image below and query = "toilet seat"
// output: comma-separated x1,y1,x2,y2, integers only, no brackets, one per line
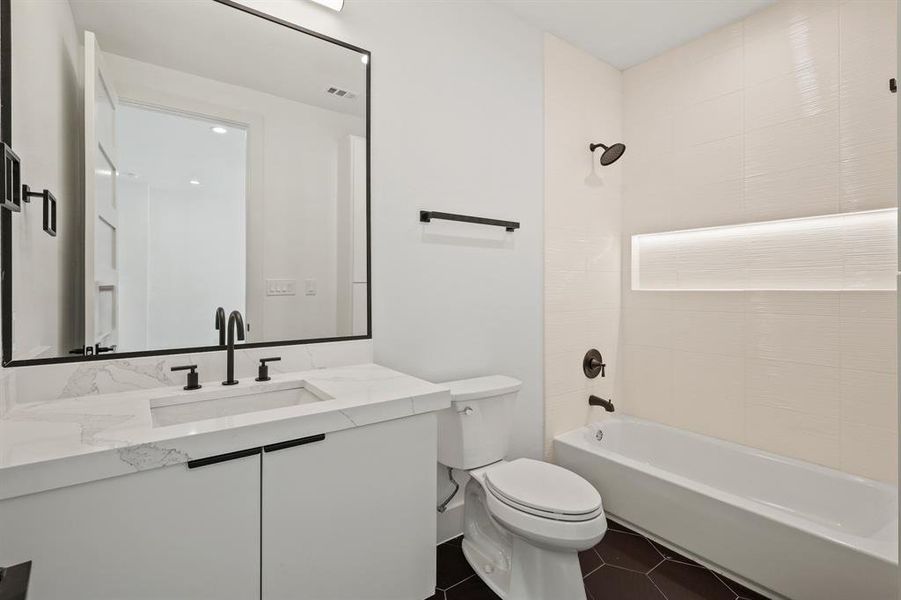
485,459,603,522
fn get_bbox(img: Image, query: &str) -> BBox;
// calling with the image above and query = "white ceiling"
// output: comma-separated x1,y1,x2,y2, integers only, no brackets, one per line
68,0,367,117
493,0,776,69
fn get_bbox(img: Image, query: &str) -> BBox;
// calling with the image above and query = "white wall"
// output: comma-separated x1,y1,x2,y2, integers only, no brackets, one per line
116,105,248,351
117,178,149,350
104,53,365,344
10,0,83,358
543,35,623,457
621,0,897,482
239,0,546,461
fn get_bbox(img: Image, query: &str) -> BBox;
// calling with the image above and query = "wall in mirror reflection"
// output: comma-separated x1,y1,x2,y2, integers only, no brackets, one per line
9,0,369,360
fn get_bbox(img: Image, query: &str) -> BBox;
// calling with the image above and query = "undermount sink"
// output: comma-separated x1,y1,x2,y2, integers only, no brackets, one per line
150,380,330,428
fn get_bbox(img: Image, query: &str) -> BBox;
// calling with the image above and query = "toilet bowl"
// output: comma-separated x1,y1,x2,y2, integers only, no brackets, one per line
438,376,608,600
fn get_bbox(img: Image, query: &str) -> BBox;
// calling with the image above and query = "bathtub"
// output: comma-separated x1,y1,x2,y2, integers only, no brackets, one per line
554,416,898,600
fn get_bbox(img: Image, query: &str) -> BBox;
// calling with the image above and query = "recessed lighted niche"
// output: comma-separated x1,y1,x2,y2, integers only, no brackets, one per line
631,209,897,291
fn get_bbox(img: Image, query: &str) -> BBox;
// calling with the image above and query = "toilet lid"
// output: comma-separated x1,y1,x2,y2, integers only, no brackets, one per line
485,459,602,520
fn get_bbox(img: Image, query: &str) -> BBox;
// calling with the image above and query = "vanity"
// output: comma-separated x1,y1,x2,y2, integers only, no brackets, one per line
0,0,443,598
0,363,449,599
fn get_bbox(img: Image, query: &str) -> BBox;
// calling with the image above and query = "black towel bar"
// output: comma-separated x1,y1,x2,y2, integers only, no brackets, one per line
419,211,519,232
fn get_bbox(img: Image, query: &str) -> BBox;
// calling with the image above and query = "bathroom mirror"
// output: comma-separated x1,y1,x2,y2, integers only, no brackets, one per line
2,0,370,365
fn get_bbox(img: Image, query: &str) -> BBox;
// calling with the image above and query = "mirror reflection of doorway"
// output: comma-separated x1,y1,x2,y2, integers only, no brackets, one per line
116,104,247,352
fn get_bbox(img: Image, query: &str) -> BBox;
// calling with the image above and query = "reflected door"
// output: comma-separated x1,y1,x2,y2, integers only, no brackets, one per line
83,31,120,356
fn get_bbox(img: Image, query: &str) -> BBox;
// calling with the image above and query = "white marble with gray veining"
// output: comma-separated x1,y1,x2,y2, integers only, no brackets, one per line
0,362,449,501
10,339,373,407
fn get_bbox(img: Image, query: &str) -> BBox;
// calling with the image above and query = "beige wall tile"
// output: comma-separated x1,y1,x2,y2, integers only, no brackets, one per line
544,35,623,455
746,358,840,418
672,351,745,442
584,0,896,482
841,422,897,482
746,404,841,469
840,368,897,431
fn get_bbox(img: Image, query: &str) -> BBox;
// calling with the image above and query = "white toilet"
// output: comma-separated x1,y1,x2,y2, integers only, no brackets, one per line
438,376,607,600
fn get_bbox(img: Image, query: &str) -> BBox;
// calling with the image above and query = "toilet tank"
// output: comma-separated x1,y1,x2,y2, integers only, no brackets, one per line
437,375,522,470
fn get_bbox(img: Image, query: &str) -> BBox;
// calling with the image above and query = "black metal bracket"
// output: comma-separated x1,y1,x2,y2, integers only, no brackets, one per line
0,143,20,212
420,210,520,232
22,185,57,236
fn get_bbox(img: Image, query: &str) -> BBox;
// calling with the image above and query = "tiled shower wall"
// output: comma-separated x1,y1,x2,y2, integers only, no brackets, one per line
544,34,623,457
620,0,897,481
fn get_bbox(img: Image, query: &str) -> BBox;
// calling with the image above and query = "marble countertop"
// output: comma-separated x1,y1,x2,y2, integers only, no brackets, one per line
0,363,450,501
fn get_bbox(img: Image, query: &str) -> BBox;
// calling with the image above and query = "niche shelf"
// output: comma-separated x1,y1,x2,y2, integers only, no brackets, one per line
631,208,897,291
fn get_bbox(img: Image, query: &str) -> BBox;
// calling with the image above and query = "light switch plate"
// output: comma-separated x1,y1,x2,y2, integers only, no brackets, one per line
266,279,296,296
305,279,317,296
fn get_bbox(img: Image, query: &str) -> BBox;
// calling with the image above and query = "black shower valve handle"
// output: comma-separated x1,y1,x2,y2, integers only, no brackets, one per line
583,349,606,379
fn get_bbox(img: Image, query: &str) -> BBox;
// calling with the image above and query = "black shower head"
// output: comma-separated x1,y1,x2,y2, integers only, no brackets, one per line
589,142,626,166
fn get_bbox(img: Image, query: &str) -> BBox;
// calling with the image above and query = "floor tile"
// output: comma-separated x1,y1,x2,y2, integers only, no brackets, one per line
649,539,700,566
593,530,665,574
425,592,445,600
607,517,641,535
715,573,771,600
579,548,604,574
649,560,737,600
444,575,501,600
584,565,668,600
436,540,475,590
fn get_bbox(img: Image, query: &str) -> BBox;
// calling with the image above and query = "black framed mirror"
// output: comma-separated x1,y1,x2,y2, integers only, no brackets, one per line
0,0,371,367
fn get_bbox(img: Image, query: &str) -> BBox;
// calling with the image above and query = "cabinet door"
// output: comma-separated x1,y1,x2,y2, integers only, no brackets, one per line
0,453,261,600
262,414,437,600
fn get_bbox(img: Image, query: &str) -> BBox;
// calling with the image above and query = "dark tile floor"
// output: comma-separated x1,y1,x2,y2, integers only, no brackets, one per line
428,518,770,600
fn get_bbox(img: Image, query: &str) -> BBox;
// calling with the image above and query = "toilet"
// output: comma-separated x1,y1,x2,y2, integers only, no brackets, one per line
438,376,607,600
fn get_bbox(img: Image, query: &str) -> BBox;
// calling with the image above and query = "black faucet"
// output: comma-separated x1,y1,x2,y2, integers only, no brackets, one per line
589,395,615,412
222,310,245,386
215,307,226,346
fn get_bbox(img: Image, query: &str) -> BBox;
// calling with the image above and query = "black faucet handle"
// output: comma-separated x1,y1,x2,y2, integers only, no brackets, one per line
171,364,201,391
256,357,281,382
583,349,606,378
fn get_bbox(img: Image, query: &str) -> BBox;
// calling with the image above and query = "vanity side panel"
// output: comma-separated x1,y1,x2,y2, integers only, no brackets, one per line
0,455,261,600
262,413,437,600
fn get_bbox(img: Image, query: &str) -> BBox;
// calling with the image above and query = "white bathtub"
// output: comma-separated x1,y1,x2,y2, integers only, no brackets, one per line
554,416,898,600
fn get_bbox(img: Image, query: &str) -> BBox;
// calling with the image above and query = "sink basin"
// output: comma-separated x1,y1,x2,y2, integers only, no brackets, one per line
150,380,330,427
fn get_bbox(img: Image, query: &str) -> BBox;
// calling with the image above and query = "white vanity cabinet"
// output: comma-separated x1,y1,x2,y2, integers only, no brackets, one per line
262,413,437,600
0,412,439,600
0,452,261,600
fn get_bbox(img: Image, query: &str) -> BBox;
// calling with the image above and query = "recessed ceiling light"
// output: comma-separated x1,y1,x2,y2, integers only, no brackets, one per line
189,179,200,186
211,126,227,134
309,0,343,11
360,54,369,65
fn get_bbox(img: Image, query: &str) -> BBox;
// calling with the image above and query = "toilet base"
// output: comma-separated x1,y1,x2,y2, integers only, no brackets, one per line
460,473,591,600
463,535,587,600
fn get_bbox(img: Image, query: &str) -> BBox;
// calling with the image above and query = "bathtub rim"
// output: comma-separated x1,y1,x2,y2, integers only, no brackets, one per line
553,416,898,566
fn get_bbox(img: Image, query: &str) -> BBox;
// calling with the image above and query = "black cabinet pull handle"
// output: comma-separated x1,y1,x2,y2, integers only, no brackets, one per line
263,434,326,453
188,447,261,469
